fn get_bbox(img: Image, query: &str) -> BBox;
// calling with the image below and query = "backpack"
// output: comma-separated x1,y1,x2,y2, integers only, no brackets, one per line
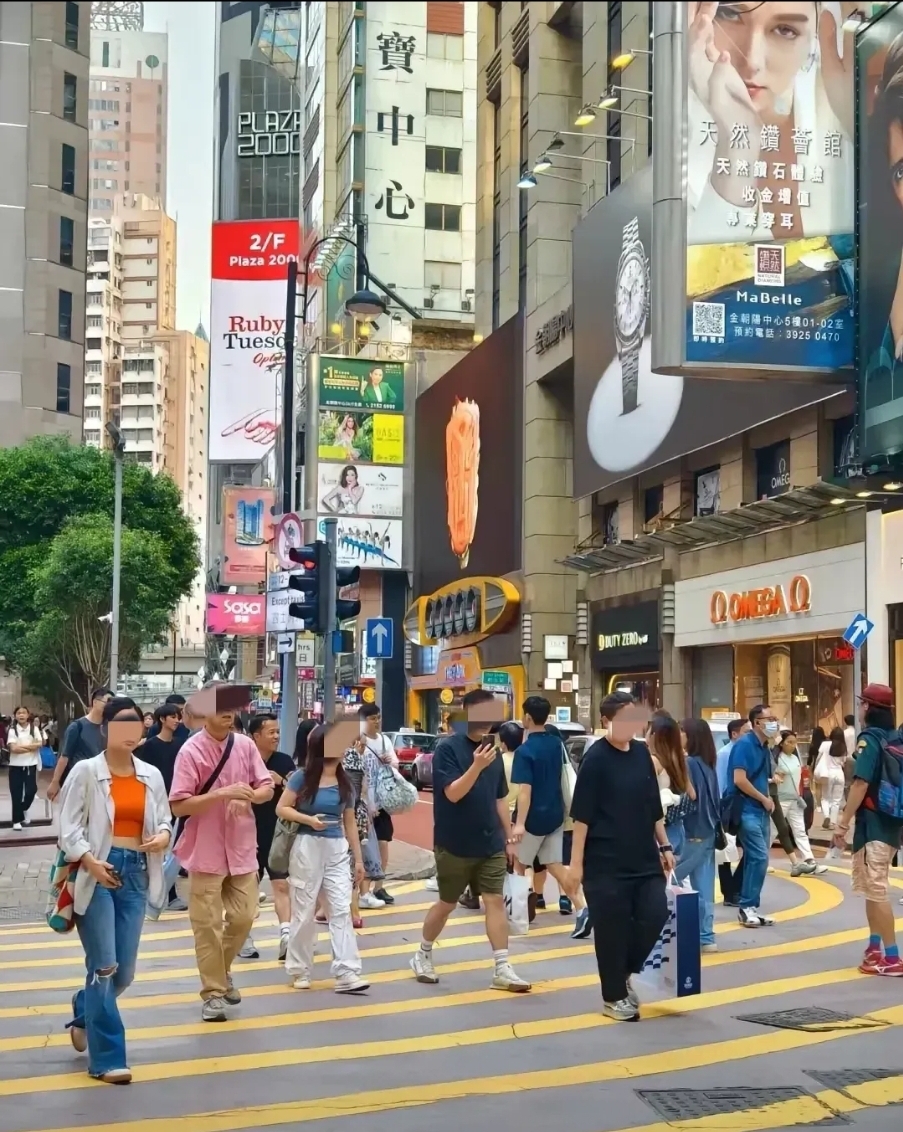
863,728,903,820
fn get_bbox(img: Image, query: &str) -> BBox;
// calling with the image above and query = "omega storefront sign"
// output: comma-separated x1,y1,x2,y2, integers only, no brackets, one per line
674,545,865,649
236,110,301,158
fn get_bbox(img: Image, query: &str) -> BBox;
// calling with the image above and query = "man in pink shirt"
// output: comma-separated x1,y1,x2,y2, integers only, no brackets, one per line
170,689,273,1021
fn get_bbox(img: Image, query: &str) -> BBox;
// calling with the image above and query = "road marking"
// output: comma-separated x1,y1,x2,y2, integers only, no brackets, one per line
0,874,846,997
0,958,873,1058
14,1003,903,1132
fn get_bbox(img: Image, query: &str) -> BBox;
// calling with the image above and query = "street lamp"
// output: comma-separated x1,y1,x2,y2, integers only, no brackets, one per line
105,420,126,689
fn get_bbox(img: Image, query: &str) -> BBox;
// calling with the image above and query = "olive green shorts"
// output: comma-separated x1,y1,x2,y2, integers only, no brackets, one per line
434,846,508,905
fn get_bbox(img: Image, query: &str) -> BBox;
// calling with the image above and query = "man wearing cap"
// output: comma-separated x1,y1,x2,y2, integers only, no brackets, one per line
835,683,903,977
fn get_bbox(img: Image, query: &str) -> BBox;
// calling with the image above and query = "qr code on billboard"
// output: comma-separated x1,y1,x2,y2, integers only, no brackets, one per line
692,301,725,340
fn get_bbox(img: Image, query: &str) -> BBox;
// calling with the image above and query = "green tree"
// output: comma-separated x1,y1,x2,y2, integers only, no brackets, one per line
0,437,200,708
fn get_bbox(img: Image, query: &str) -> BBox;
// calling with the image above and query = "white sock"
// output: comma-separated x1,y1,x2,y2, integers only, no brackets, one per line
420,939,433,953
492,948,508,970
279,922,289,934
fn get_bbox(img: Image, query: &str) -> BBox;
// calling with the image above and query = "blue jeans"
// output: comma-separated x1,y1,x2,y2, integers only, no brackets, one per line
69,848,148,1076
675,834,716,946
738,808,770,910
666,820,685,862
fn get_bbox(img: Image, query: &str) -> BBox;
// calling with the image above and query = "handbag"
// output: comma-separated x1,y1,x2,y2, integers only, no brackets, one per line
46,848,79,933
560,743,577,813
268,817,299,875
698,761,727,851
374,763,418,815
665,790,696,825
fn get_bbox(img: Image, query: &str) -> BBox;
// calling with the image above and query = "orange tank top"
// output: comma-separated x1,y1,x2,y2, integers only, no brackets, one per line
110,773,146,839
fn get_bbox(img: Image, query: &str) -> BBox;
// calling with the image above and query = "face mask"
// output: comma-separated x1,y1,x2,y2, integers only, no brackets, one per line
763,721,779,737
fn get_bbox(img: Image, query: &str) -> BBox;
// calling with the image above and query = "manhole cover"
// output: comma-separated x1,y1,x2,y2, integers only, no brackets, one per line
636,1087,851,1124
735,1007,888,1032
806,1069,903,1095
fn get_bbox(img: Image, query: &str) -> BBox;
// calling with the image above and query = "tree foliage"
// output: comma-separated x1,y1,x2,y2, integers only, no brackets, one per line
0,437,200,709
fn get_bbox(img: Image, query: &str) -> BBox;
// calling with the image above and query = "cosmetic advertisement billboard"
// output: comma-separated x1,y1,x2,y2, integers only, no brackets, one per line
205,592,266,636
208,219,299,462
857,2,903,465
317,463,403,518
653,3,865,378
222,485,276,585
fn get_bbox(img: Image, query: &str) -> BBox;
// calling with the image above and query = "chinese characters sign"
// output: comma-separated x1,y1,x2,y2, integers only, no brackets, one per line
535,306,573,355
683,1,855,374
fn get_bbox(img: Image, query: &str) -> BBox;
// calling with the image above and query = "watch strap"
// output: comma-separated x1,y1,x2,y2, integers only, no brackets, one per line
621,346,639,414
622,216,640,248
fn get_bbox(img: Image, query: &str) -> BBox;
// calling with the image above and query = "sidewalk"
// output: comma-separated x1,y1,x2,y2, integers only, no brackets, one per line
0,767,58,846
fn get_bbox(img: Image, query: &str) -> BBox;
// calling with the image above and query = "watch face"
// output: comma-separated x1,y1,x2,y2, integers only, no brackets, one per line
615,252,647,339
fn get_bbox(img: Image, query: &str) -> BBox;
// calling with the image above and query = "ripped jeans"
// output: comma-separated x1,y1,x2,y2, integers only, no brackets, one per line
70,848,148,1076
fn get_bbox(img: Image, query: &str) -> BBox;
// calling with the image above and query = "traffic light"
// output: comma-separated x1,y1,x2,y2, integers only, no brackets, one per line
287,543,327,632
336,565,361,621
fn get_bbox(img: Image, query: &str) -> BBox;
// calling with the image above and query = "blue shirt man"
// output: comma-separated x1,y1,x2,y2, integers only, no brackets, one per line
716,719,751,795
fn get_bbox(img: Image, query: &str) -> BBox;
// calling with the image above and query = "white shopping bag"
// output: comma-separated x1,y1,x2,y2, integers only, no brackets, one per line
715,832,739,867
632,874,701,1000
503,873,530,937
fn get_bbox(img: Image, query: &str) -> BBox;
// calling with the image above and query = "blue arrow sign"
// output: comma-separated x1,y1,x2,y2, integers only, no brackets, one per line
366,617,394,660
843,613,875,650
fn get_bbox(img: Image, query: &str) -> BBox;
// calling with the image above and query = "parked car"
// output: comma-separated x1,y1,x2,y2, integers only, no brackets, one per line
565,734,594,770
383,731,437,780
411,747,433,790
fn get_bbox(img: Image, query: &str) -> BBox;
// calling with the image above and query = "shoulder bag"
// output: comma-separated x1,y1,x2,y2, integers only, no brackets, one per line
164,733,235,875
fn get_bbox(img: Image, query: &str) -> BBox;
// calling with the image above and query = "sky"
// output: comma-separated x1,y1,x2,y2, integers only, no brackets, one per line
144,2,216,332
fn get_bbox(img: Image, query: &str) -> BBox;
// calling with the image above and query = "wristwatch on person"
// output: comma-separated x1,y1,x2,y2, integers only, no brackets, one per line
659,843,673,855
614,216,650,416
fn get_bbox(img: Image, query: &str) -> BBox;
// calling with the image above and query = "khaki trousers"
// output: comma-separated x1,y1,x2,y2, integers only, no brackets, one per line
187,871,258,1000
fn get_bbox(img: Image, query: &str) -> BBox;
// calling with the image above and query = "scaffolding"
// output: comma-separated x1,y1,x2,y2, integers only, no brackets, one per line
90,1,144,32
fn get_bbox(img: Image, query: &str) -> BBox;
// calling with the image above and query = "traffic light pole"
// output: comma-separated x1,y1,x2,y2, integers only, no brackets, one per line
323,516,338,723
279,260,299,751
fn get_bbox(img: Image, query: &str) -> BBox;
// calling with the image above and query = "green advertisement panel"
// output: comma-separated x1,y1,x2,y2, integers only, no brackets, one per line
319,356,405,413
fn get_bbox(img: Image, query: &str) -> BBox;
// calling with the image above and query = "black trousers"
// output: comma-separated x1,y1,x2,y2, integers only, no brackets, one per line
9,765,37,825
583,873,668,1004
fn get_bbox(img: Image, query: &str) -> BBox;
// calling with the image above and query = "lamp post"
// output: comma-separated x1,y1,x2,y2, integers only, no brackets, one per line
105,421,126,689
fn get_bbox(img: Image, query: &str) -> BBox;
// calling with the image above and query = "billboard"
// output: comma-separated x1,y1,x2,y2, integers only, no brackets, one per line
206,592,266,636
318,517,404,571
319,357,405,413
574,163,845,498
857,2,903,465
653,2,861,376
208,219,299,463
414,316,523,596
222,485,275,585
317,463,403,518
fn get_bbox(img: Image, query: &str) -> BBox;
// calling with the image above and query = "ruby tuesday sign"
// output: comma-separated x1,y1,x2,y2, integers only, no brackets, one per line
221,314,285,351
205,593,266,635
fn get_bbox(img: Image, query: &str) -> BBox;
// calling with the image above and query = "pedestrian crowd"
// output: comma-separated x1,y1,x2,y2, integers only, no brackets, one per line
35,675,903,1084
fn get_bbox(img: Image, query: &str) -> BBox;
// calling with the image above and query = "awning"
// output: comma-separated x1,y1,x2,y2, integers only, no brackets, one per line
560,482,865,575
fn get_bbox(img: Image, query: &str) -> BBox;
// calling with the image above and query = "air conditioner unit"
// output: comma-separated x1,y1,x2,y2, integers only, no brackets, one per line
423,296,435,309
461,298,472,312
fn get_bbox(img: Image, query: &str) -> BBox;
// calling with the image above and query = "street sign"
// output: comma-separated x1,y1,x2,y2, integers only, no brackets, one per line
296,635,316,667
366,617,394,659
267,570,292,592
300,681,315,711
266,589,308,633
843,613,875,650
276,632,295,655
274,512,303,569
482,670,510,688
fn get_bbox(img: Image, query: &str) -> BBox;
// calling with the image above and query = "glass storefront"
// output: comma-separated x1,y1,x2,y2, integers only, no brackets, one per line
605,670,660,713
691,635,855,739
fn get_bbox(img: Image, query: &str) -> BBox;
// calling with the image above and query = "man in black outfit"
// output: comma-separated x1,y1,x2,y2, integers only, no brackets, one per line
567,691,673,1022
139,702,190,910
145,694,191,742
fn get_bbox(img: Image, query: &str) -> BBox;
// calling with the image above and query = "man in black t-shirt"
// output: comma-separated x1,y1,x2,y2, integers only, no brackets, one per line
410,688,530,993
238,713,296,962
568,691,673,1022
139,703,190,909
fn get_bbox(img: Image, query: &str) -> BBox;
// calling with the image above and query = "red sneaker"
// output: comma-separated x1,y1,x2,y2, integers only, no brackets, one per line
873,956,903,977
859,946,883,974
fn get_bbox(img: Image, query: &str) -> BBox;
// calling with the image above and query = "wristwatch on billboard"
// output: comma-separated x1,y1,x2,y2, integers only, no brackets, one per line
614,216,650,416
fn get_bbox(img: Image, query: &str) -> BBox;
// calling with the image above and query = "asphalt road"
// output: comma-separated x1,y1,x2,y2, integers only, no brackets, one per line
392,787,434,849
1,862,902,1132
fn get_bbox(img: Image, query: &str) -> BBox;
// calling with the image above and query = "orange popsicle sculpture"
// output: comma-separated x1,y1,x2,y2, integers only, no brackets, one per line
445,398,481,569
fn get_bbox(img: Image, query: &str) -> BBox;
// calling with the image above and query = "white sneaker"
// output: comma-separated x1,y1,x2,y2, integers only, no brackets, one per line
22,817,31,827
410,948,439,984
359,892,386,909
752,907,774,926
626,974,640,1008
11,823,22,832
278,930,289,961
424,876,439,891
238,937,259,959
491,962,531,993
334,975,370,994
291,973,311,990
603,997,640,1021
738,907,763,928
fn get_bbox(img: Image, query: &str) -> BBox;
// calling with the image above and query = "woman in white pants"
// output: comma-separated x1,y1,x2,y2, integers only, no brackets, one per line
775,731,825,874
276,724,368,994
814,727,848,829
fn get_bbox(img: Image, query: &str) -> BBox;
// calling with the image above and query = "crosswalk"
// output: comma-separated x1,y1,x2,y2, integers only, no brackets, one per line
0,865,902,1132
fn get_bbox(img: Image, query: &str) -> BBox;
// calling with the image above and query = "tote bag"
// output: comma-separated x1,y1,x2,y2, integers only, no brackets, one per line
46,849,79,934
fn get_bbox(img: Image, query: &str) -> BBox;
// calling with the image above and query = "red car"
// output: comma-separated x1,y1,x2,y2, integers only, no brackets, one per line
383,732,437,781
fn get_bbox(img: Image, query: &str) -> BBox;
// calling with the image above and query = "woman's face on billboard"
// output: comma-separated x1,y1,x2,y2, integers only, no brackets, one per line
712,2,815,114
889,119,903,210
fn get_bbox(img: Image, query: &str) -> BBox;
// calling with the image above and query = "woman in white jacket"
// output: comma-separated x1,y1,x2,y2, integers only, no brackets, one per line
7,706,43,829
58,696,171,1084
814,725,848,828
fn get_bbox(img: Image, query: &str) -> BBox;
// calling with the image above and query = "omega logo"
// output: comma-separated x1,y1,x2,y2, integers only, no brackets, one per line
424,587,480,641
710,574,811,625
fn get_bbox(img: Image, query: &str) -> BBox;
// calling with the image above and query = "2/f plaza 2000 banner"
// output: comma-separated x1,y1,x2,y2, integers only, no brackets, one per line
208,219,299,462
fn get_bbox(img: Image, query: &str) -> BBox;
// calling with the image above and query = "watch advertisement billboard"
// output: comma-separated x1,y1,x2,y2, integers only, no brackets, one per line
856,2,903,465
574,162,844,498
222,485,276,585
414,315,523,596
208,219,299,462
654,2,865,376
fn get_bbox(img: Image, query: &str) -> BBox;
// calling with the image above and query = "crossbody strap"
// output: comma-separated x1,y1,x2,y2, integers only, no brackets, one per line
199,733,234,796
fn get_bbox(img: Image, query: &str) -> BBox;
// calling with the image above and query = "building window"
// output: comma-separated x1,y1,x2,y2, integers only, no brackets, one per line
426,88,463,117
695,467,721,516
58,291,73,339
607,2,623,190
644,484,663,526
65,1,79,49
425,146,461,174
56,363,72,413
427,33,464,60
59,216,74,266
61,143,76,194
518,66,528,311
492,101,501,329
425,260,462,290
63,73,77,122
424,203,461,231
756,440,791,500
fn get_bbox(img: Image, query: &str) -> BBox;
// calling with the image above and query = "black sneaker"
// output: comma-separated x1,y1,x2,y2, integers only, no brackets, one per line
559,895,573,915
534,895,546,910
458,888,480,910
373,887,394,905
